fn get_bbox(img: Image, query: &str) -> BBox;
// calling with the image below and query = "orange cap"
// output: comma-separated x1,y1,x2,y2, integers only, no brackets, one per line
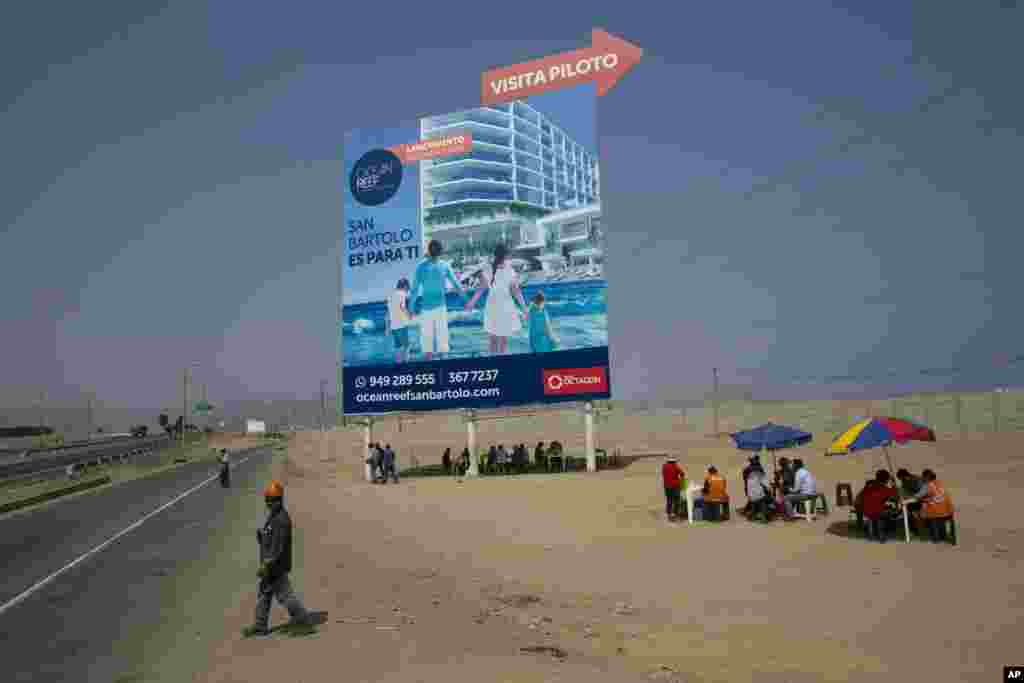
263,480,284,498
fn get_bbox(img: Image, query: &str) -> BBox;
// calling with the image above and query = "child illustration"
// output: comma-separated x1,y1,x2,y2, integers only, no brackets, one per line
386,278,412,363
527,291,559,353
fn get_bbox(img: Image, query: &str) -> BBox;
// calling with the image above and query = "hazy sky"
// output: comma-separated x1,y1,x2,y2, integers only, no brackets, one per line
2,1,1022,411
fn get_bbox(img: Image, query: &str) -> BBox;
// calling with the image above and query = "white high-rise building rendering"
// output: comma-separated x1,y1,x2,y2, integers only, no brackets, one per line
419,100,601,266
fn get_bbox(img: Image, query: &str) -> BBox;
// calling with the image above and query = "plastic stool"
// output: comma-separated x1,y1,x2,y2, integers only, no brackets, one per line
813,493,830,515
796,498,817,521
836,483,853,507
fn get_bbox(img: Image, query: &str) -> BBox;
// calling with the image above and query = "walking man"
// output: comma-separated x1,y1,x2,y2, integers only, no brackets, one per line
219,449,231,488
243,481,311,637
383,444,399,483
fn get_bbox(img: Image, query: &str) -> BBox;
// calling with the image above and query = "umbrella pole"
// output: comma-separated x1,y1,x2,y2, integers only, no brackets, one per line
772,450,776,493
883,446,911,544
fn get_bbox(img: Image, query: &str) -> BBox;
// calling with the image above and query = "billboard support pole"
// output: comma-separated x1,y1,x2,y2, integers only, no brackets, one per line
466,409,479,477
363,417,375,482
584,401,596,472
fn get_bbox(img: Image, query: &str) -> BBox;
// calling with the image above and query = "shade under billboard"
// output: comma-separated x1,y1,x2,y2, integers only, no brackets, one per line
341,87,611,414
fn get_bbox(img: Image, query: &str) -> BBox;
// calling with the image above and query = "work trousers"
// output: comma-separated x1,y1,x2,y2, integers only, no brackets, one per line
865,516,888,543
703,500,725,522
254,573,307,629
664,487,681,518
749,497,771,521
926,517,949,543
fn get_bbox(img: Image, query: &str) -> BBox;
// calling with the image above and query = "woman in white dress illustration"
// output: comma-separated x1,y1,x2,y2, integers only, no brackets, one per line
465,243,528,355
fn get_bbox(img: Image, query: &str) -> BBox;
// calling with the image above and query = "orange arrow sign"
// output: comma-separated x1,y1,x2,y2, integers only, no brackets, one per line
481,28,642,106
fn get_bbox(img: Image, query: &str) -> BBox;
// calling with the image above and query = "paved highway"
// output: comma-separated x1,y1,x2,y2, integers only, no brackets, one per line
0,446,275,682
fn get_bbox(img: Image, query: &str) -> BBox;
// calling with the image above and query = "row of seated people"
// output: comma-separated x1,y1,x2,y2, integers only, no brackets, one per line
442,441,566,475
853,468,955,543
741,455,823,522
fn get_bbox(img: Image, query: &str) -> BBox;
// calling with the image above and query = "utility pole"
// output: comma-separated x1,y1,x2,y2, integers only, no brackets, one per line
87,397,94,437
182,368,190,443
38,390,47,428
993,388,1002,433
320,380,328,433
712,367,720,437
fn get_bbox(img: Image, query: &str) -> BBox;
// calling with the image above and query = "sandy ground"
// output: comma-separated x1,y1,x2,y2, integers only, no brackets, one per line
190,420,1023,683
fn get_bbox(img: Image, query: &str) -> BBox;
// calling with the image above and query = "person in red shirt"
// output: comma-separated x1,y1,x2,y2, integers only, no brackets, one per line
860,469,898,543
662,457,685,521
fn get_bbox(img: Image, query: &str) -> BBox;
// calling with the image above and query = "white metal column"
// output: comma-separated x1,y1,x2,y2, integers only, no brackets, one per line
584,401,596,472
363,418,374,482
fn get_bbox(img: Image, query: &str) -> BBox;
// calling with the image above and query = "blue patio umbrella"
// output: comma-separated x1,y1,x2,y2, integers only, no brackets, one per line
731,422,813,452
731,422,813,490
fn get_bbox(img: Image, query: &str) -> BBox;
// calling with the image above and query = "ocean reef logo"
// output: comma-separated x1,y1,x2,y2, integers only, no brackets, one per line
350,149,402,206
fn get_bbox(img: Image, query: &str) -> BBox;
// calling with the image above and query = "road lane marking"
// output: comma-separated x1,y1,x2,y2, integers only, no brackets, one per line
0,448,267,617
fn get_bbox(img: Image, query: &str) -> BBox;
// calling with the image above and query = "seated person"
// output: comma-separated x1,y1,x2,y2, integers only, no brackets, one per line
776,457,796,495
918,468,955,543
896,468,929,535
741,455,761,516
859,469,898,543
702,466,729,522
745,463,773,522
534,441,547,469
783,458,817,520
487,445,498,474
547,441,564,469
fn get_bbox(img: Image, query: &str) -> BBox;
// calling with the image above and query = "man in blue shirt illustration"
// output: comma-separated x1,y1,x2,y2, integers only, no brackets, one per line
409,239,468,360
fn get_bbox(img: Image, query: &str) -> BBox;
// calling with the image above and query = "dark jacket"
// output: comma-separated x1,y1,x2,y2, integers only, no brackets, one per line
383,447,395,468
779,464,796,493
258,506,293,579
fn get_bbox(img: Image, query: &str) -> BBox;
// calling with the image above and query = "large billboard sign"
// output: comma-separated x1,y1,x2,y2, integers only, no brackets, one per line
341,29,640,415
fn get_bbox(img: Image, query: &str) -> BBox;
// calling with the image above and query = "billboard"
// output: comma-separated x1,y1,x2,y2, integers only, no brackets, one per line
341,86,611,414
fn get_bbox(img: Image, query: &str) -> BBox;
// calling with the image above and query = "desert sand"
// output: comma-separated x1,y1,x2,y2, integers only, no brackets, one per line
194,412,1022,683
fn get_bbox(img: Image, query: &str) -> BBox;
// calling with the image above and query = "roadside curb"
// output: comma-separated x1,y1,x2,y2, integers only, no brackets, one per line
0,476,112,515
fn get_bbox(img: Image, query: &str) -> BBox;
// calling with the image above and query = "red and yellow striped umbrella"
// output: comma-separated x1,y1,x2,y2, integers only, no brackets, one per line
825,417,936,456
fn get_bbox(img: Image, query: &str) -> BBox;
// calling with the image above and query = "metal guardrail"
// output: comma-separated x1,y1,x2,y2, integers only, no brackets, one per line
0,434,156,460
2,442,267,488
0,435,173,480
16,434,152,456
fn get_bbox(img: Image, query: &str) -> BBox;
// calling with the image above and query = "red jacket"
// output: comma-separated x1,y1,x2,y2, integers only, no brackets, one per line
861,483,897,519
662,462,683,489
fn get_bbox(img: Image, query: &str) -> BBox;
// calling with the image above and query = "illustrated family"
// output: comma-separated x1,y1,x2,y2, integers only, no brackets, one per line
385,239,559,364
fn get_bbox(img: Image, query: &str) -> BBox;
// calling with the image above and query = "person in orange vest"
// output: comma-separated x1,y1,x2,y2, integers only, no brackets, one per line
918,468,954,543
661,457,685,521
242,480,312,637
702,466,729,522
